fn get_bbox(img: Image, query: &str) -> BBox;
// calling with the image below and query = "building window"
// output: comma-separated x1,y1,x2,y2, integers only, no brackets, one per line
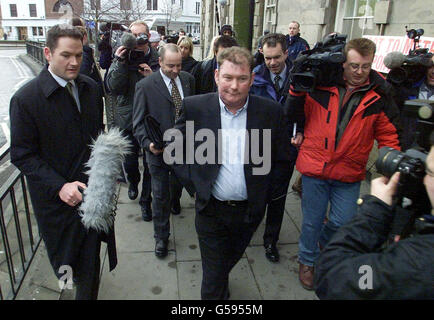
339,0,378,39
264,0,277,33
147,0,157,10
29,4,37,17
32,27,38,36
180,0,183,9
91,0,101,10
120,0,131,10
38,27,43,36
172,0,175,4
10,4,18,17
195,2,200,14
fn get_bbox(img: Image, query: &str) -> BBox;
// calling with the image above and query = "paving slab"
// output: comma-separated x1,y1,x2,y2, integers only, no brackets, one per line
177,257,262,300
172,205,201,261
245,244,318,300
98,251,179,300
14,242,61,300
250,210,300,246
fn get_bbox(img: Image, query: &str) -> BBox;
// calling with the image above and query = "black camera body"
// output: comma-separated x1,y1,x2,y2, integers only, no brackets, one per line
290,33,347,92
166,34,179,44
387,27,433,87
376,100,434,236
387,48,433,86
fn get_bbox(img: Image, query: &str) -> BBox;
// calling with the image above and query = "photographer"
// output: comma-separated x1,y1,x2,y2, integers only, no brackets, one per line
314,139,434,299
287,37,402,290
106,20,159,220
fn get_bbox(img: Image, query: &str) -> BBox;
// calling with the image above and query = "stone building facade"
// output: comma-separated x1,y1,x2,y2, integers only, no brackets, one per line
200,0,434,60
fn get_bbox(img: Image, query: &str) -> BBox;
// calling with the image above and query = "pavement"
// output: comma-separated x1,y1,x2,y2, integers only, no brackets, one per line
12,51,377,300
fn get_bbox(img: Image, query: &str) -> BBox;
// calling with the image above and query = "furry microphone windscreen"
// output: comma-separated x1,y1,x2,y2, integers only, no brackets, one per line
79,128,132,233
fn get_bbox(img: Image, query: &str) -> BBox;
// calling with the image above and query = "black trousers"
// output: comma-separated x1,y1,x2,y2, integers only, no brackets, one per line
123,130,152,206
196,198,262,300
148,164,183,240
74,229,101,300
263,160,295,246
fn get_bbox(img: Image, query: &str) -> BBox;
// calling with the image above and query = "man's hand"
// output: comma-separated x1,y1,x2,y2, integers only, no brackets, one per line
59,181,87,207
291,132,304,148
138,63,152,77
114,46,127,62
371,172,400,206
149,142,163,155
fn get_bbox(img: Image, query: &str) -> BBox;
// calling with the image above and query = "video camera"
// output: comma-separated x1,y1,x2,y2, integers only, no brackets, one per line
385,27,433,86
98,21,128,52
376,99,434,237
166,34,179,44
290,33,347,92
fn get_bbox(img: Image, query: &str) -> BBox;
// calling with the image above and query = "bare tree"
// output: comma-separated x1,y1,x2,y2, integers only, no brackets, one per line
81,0,119,42
81,0,149,43
160,0,182,35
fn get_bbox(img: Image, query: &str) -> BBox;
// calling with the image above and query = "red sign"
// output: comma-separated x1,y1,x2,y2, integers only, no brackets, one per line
363,35,434,73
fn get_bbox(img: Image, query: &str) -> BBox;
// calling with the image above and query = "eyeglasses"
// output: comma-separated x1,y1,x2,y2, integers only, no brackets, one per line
349,63,372,72
426,167,434,177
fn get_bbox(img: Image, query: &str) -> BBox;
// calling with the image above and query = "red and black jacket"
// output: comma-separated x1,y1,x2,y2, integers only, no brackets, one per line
286,71,402,183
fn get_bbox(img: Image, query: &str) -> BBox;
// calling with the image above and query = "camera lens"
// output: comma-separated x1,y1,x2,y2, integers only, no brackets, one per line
376,147,405,178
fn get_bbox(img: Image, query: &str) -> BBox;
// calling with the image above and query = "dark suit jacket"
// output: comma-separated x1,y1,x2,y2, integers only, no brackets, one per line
9,66,116,278
173,93,291,223
133,70,195,166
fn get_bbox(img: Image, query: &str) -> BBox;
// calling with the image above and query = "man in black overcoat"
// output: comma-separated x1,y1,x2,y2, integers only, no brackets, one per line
9,24,116,300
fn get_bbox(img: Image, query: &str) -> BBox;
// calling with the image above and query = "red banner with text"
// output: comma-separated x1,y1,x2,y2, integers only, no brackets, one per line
363,35,434,73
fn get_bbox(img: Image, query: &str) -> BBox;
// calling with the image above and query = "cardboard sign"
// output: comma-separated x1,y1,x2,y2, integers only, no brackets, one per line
363,35,434,73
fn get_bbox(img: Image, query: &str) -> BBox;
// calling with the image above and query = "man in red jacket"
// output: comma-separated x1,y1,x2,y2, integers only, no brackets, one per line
287,38,401,290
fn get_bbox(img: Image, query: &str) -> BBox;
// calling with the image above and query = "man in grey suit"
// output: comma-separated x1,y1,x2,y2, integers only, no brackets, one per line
133,44,195,257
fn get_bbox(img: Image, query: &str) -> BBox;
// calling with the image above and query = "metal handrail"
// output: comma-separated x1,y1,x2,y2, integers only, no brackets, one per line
0,142,41,300
25,40,46,65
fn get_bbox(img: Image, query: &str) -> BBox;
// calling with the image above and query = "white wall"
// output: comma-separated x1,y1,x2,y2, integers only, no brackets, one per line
0,0,47,40
0,0,45,19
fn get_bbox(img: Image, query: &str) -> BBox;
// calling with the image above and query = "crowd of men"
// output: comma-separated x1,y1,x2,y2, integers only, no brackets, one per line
9,18,434,300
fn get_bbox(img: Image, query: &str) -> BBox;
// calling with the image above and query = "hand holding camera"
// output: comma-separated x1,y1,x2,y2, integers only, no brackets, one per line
138,63,152,77
371,172,401,206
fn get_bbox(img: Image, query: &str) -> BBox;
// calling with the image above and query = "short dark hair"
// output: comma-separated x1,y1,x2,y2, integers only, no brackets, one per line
344,38,376,58
261,33,287,51
217,46,253,72
46,24,83,52
214,35,238,55
221,24,233,35
70,17,85,27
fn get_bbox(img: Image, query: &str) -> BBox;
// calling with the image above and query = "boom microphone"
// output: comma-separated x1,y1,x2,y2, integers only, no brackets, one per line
79,128,131,233
121,32,137,50
384,51,406,69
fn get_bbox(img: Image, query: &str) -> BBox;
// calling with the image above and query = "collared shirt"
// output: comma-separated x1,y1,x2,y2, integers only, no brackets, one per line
48,66,81,112
270,64,287,89
211,97,249,201
160,69,184,99
419,81,434,101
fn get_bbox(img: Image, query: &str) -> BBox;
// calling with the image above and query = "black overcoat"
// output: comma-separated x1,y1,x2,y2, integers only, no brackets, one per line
10,66,116,279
